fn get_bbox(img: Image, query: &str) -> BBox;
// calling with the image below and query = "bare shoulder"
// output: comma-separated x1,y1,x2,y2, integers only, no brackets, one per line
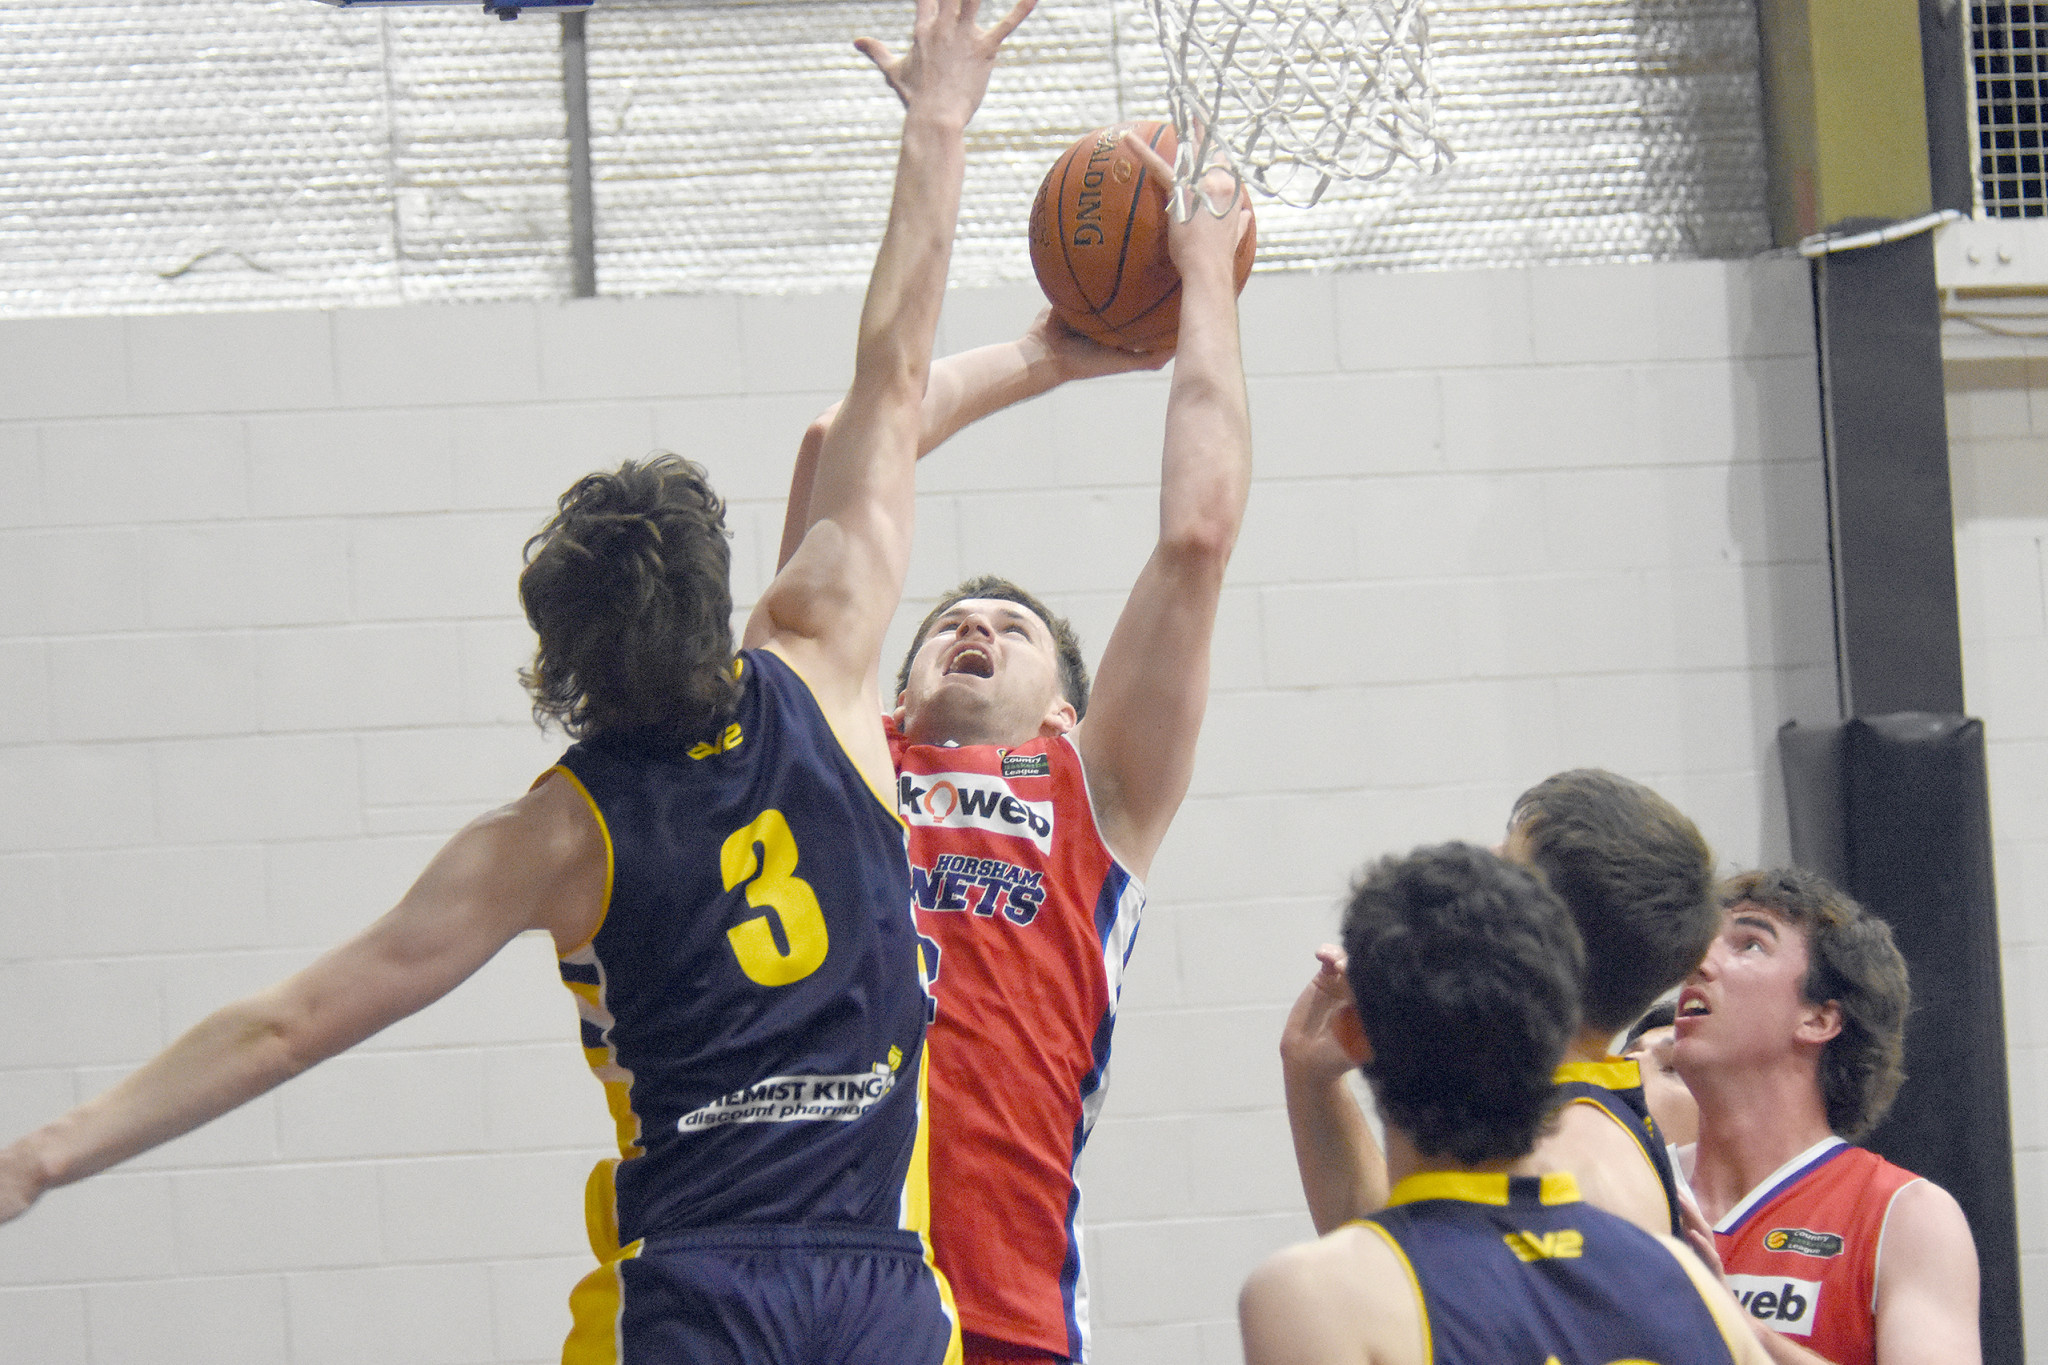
1240,1227,1419,1365
1535,1100,1670,1236
456,770,610,953
1878,1175,1979,1292
1887,1175,1974,1244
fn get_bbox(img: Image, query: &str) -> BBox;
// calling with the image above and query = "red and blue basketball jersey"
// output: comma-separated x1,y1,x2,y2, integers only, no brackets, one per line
548,651,947,1357
1364,1172,1743,1365
887,724,1143,1362
1553,1056,1686,1235
1713,1137,1922,1365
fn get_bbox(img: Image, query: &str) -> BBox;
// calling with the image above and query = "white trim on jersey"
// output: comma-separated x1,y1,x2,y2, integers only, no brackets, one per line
1711,1134,1847,1235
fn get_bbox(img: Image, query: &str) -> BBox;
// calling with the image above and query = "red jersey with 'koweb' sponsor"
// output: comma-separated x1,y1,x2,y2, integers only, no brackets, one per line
1713,1136,1923,1365
886,721,1144,1363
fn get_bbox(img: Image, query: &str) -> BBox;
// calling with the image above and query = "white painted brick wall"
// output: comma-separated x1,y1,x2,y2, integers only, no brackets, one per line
1945,349,2048,1363
0,258,1934,1364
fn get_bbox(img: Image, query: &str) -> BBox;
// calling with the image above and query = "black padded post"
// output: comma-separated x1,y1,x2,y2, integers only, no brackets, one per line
1780,715,2023,1363
1814,234,1965,717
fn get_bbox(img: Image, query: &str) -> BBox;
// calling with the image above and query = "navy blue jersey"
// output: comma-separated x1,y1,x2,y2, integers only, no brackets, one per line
547,649,932,1247
1555,1057,1685,1235
1364,1172,1740,1365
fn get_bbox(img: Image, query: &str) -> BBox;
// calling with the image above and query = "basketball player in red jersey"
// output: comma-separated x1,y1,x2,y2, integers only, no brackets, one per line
780,136,1253,1365
1676,869,1980,1365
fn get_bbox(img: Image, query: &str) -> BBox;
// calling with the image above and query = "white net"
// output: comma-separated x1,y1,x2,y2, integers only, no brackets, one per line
1147,0,1452,208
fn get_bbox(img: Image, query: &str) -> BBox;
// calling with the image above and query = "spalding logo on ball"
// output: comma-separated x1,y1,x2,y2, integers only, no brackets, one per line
1029,122,1256,353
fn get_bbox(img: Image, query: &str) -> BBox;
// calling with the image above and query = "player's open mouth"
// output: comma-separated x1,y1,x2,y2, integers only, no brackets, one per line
1677,991,1710,1018
945,647,994,678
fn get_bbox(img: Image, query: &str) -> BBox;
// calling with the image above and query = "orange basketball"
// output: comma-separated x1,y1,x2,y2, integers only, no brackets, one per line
1028,121,1255,353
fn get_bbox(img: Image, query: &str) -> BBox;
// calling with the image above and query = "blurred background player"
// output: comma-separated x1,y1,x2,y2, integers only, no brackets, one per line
1281,768,1717,1238
1623,1000,1699,1149
0,2,1033,1359
1675,869,1979,1365
780,131,1254,1365
1239,842,1767,1365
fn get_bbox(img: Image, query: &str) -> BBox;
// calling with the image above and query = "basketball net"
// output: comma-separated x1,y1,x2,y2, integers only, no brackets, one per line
1147,0,1452,210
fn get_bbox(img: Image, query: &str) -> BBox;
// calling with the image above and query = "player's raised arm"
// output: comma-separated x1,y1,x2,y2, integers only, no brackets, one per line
1280,946,1392,1233
1074,133,1253,875
749,0,1036,724
777,312,1170,571
0,777,605,1227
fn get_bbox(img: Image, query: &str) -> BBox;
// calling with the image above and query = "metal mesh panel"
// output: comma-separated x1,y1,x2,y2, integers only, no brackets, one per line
1973,2,2048,216
1,0,1768,316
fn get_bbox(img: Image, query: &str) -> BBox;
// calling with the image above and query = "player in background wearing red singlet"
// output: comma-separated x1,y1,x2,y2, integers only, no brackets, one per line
1675,869,1980,1365
779,135,1253,1365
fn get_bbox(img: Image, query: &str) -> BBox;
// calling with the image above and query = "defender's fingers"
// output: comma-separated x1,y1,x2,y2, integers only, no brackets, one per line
853,36,897,71
985,0,1037,43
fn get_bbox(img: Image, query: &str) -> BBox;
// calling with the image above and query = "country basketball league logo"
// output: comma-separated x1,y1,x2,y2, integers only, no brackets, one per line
1765,1227,1846,1258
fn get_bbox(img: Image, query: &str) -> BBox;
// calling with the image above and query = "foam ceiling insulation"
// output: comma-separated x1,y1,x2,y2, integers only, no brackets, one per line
2,0,1771,316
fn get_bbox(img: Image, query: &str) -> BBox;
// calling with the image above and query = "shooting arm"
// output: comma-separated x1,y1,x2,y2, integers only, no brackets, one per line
777,316,1169,570
1076,154,1251,875
0,777,603,1225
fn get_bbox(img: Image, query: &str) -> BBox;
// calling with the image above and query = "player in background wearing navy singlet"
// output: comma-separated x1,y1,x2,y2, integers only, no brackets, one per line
1239,841,1768,1365
1281,769,1717,1240
1675,869,1979,1365
0,4,1034,1361
778,134,1253,1365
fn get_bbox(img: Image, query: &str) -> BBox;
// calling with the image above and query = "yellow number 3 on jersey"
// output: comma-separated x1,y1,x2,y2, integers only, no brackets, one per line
721,809,830,986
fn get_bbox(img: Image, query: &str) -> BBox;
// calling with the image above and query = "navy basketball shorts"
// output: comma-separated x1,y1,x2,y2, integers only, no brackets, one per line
564,1225,959,1365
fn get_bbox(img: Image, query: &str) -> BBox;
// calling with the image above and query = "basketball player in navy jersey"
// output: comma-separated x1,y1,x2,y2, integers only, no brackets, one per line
1281,769,1716,1240
1239,842,1768,1365
1675,870,1978,1365
0,2,1032,1360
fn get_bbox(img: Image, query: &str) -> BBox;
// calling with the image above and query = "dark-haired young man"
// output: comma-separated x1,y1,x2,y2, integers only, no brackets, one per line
1239,842,1767,1365
780,136,1254,1365
1675,870,1979,1365
0,3,1032,1360
1282,768,1717,1239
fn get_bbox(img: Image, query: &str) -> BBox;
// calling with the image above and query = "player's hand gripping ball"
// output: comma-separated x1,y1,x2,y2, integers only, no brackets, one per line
1028,121,1256,353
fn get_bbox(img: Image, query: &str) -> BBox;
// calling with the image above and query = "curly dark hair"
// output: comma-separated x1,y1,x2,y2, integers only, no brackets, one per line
518,455,741,743
895,574,1091,717
1343,842,1586,1166
1509,769,1718,1035
1718,868,1910,1141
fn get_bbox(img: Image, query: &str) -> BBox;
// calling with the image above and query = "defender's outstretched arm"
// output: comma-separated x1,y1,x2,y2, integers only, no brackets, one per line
751,0,1036,745
0,776,606,1226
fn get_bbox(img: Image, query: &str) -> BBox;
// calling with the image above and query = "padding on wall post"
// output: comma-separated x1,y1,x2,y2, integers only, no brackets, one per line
1778,714,2024,1365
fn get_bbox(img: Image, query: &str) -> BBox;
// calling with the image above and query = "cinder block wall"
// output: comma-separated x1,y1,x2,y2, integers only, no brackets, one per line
1945,354,2048,1361
0,259,1836,1365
